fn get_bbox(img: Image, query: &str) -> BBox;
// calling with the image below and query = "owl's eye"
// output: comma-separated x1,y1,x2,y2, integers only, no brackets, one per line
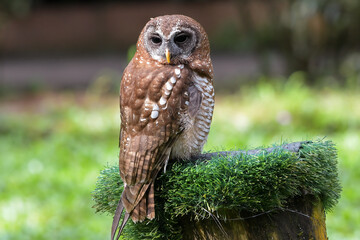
174,33,190,44
150,36,162,45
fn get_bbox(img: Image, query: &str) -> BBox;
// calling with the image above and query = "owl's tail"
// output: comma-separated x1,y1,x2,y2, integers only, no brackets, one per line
111,196,129,240
111,183,156,240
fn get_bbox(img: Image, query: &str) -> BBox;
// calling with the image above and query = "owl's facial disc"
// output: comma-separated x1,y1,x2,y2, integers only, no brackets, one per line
144,25,198,64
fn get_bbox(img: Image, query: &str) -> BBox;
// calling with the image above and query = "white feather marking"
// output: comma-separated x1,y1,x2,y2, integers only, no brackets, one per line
175,68,181,75
166,82,173,90
203,105,213,111
205,118,212,123
203,128,210,133
144,98,152,107
165,89,171,95
196,135,205,140
151,110,159,119
197,121,209,129
152,103,159,111
203,91,212,98
185,101,189,105
197,115,211,124
159,97,167,105
170,76,177,84
197,130,206,137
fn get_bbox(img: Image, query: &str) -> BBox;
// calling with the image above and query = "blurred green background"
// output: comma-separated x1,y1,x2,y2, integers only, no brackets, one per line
1,0,360,239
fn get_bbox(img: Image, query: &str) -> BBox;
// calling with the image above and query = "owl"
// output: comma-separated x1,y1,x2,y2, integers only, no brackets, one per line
111,15,215,239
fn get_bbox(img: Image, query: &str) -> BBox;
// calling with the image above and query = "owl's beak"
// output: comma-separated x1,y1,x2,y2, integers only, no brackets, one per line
165,48,171,63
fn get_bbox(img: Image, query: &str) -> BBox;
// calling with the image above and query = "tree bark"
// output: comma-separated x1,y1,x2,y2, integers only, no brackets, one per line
180,195,327,240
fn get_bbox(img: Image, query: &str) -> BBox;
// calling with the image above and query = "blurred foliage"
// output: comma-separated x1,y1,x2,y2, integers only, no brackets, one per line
0,0,31,18
226,0,360,81
1,0,360,85
0,76,359,239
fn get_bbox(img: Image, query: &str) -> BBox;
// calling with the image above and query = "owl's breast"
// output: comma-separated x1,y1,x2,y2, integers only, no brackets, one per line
120,61,192,135
171,72,215,159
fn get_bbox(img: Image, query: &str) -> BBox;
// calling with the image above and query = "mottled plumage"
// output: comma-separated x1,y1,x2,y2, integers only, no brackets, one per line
111,15,214,239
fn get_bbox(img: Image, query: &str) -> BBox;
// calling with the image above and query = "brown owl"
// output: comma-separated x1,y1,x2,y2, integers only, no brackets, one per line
111,15,215,239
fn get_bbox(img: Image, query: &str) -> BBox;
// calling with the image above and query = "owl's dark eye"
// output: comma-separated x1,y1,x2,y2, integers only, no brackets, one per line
174,33,190,44
150,36,162,45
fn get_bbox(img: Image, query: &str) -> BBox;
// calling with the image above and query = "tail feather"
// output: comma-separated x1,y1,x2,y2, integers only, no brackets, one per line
146,182,155,219
110,183,156,239
111,198,130,240
115,213,130,240
130,193,148,222
123,183,150,212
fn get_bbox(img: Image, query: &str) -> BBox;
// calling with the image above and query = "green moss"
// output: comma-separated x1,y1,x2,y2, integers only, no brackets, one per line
92,140,341,240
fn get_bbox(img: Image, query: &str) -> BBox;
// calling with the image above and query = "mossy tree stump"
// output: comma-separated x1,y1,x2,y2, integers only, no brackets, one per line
93,141,341,240
181,195,327,240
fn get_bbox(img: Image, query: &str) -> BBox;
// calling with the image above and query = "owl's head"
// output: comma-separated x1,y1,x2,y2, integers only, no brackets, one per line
137,15,210,65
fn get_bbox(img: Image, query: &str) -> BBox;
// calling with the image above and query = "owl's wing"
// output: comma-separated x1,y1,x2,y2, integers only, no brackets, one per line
188,84,202,118
118,62,190,222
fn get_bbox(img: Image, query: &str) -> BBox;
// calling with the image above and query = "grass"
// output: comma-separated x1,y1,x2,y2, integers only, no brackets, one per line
0,74,359,239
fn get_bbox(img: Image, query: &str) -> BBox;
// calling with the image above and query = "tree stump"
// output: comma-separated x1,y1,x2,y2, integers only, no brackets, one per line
181,195,327,240
92,140,340,240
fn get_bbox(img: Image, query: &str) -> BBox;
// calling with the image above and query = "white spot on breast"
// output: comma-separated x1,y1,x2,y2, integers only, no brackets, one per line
203,105,213,111
196,135,205,140
197,130,206,137
205,118,212,123
197,115,211,124
170,76,176,84
159,97,167,105
151,110,159,119
164,89,171,95
140,118,147,122
165,82,173,91
203,92,213,98
178,64,184,69
197,120,208,129
152,103,159,111
185,101,189,105
175,68,181,77
202,127,210,133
